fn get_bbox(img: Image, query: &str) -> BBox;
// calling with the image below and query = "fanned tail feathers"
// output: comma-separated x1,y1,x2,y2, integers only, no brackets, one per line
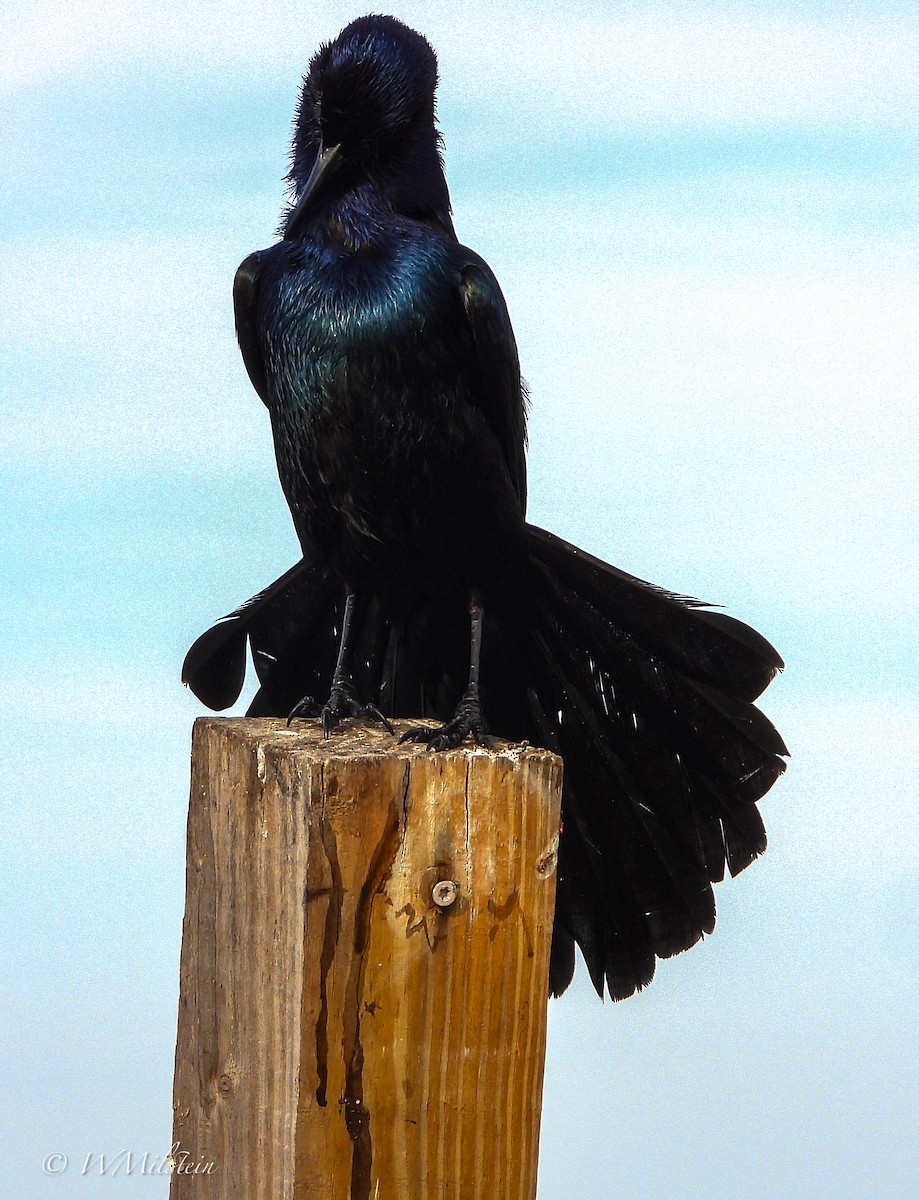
181,527,786,1000
523,524,786,998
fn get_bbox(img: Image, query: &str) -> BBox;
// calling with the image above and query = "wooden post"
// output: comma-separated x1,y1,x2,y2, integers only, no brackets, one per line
170,717,563,1200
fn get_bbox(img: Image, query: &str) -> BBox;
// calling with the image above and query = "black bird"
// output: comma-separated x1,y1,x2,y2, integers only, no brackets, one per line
183,14,787,999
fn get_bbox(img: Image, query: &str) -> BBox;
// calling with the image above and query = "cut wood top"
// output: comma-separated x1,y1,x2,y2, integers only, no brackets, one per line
193,716,562,768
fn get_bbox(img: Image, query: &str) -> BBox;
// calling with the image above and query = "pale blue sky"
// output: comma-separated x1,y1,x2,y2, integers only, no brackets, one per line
2,2,917,1196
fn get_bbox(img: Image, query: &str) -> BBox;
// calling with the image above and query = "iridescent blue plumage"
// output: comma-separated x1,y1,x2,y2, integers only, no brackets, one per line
252,199,524,609
184,14,787,1000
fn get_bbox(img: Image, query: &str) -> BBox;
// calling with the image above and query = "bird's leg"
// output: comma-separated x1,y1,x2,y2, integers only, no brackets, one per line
288,592,394,737
399,591,492,751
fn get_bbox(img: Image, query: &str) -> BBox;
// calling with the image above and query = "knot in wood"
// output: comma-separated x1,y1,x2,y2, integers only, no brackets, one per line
535,832,560,880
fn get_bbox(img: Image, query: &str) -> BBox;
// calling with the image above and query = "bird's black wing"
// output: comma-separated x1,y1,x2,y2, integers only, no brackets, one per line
453,247,528,511
233,250,270,407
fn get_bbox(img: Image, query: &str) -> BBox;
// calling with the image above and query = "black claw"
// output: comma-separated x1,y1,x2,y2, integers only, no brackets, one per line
287,695,318,725
321,704,335,739
399,724,437,745
362,704,395,736
398,688,490,751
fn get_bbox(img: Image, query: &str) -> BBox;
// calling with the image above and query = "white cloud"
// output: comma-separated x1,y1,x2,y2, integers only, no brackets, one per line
4,1,918,130
0,232,272,466
764,693,919,888
0,661,197,861
439,5,919,131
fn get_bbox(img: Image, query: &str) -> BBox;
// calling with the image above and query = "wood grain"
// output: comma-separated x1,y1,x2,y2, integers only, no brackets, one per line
170,717,562,1200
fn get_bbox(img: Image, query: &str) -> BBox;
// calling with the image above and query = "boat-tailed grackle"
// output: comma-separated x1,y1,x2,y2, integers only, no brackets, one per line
183,14,787,999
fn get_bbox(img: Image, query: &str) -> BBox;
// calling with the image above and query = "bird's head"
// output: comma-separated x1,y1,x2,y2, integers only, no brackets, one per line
285,14,453,239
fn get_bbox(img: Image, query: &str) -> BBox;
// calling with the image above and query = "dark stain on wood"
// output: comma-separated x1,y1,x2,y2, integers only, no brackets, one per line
343,795,403,1200
314,767,343,1109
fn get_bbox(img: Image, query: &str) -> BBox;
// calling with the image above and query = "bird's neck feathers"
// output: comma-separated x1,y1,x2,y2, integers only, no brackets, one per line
314,184,396,251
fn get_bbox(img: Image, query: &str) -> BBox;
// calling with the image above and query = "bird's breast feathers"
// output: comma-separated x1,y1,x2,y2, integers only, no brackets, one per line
263,228,454,357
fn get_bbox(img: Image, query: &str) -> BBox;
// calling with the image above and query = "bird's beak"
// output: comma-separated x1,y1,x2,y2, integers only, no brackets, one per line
284,143,343,240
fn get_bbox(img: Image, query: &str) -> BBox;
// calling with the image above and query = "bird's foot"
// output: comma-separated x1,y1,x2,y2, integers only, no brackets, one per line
288,674,394,739
398,687,492,752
